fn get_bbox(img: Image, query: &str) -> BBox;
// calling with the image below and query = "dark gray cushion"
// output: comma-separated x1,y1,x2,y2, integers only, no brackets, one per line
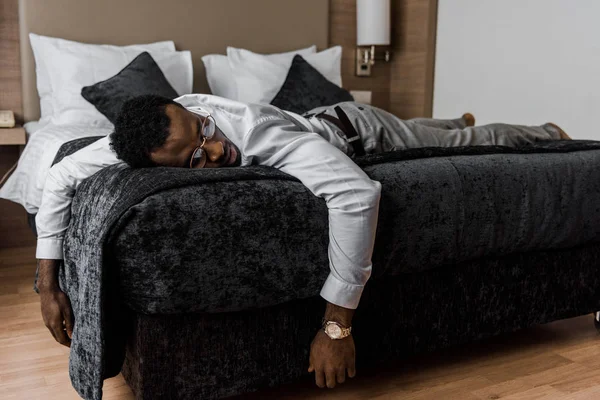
270,55,354,114
81,51,178,124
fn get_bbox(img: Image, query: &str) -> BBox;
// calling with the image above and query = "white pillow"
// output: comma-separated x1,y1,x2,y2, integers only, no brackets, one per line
228,46,343,105
201,55,238,100
202,45,317,100
29,33,186,126
50,49,193,126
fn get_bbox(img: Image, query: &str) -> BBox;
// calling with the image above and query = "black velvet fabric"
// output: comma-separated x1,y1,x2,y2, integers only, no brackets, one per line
121,243,600,399
270,55,354,114
112,143,600,314
81,52,178,124
47,137,600,399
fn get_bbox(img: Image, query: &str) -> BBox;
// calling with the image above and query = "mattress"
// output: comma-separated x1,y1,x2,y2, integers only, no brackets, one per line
0,122,112,213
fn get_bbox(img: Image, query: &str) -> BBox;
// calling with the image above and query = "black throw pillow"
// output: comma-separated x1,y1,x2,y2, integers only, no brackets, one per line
270,55,354,114
81,51,179,124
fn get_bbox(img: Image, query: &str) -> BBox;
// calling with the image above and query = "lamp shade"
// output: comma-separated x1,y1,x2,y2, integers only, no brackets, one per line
357,0,391,46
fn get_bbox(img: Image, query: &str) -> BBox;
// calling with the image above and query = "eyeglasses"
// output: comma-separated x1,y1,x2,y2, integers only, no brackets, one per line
189,114,217,169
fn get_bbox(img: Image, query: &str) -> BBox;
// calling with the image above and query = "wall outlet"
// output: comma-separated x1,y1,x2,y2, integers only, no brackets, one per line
350,90,372,105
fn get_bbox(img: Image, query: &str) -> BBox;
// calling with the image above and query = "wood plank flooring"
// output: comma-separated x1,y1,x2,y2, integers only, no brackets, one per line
1,246,600,400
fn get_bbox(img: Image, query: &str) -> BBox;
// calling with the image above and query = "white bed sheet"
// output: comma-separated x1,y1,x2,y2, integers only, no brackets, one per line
0,122,112,213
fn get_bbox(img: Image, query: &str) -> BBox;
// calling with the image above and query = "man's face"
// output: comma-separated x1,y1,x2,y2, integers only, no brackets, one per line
150,104,241,168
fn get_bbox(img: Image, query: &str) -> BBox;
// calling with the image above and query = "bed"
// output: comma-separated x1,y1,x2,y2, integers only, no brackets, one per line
52,135,600,400
6,0,600,399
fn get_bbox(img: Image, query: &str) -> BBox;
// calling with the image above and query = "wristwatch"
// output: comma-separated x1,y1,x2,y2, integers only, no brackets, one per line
322,320,352,340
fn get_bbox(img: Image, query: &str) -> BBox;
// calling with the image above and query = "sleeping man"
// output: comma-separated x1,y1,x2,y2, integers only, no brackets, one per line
36,94,569,390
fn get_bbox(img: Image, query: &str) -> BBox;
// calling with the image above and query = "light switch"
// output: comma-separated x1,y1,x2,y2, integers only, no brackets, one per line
350,90,372,105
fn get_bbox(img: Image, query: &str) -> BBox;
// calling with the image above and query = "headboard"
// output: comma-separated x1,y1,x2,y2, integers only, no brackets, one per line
18,0,329,122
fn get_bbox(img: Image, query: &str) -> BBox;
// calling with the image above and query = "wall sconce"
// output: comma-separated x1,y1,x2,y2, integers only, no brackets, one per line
356,0,391,77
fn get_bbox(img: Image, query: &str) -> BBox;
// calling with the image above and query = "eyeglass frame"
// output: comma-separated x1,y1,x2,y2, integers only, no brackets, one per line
189,114,217,169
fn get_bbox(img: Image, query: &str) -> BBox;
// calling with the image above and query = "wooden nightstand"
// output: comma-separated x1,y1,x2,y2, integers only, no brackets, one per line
0,127,26,146
0,127,27,186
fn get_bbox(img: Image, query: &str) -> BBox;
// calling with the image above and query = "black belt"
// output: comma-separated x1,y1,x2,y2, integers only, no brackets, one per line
313,106,366,157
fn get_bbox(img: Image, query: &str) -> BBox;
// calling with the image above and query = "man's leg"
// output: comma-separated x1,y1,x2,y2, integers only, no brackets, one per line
386,121,562,149
345,103,563,152
409,113,476,130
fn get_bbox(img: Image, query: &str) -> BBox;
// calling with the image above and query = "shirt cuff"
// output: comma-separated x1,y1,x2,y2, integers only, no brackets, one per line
319,272,365,310
36,238,64,260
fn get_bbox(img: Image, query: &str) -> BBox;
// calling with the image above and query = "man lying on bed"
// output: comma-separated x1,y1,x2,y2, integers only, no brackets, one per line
36,94,569,390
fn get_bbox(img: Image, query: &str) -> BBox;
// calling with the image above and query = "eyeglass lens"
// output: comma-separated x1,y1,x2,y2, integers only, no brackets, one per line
190,116,215,168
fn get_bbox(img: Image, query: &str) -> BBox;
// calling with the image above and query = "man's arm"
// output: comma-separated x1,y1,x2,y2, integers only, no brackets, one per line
245,118,381,309
36,135,119,260
244,118,381,388
36,135,120,346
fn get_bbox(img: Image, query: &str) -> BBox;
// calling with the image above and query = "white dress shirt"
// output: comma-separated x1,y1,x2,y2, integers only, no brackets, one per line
36,94,381,309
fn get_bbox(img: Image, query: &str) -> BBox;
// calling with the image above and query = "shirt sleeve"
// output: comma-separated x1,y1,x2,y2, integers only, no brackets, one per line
244,118,382,309
36,136,121,260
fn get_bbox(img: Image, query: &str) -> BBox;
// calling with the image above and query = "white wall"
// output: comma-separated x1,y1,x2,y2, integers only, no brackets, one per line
433,0,600,140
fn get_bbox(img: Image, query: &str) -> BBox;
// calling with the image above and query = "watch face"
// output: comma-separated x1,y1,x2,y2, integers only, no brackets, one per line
326,323,342,338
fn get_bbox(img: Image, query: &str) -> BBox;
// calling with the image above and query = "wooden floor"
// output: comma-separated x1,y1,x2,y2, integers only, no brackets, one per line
2,246,600,400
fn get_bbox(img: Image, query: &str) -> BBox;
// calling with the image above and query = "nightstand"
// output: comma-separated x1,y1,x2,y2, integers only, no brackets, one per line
0,127,27,186
0,126,26,146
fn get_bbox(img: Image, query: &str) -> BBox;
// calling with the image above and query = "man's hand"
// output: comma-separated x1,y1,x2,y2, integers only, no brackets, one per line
308,329,356,388
308,301,357,388
38,259,74,347
40,288,74,347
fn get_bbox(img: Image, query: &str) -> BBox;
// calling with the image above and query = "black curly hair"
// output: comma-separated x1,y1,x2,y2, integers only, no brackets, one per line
110,95,184,168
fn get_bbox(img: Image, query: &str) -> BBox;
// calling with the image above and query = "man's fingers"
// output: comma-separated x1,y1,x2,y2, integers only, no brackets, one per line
308,364,314,373
336,367,346,384
315,369,326,388
63,307,74,339
42,307,61,343
46,323,59,342
51,323,71,347
55,327,71,347
348,365,356,378
325,368,337,389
